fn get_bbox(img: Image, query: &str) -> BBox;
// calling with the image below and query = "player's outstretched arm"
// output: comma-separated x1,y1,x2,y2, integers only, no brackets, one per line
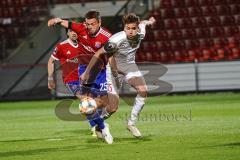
141,16,156,26
47,57,56,90
47,18,69,28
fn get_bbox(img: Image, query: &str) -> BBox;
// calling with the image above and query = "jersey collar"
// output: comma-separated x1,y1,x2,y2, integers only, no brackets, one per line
67,39,78,48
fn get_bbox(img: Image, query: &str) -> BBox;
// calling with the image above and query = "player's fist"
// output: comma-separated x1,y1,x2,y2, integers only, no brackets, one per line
48,78,56,90
148,17,156,25
47,18,62,27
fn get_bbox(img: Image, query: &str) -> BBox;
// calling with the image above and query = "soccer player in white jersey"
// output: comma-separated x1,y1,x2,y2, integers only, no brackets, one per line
81,13,156,137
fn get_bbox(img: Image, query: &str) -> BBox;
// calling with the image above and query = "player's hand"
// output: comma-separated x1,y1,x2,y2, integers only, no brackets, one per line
47,18,62,27
148,17,156,26
48,79,56,90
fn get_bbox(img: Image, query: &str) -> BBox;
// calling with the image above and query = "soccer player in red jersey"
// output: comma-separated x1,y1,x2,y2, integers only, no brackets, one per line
48,10,117,144
48,29,80,96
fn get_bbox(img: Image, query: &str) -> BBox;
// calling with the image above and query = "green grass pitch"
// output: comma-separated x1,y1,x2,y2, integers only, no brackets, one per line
0,93,240,160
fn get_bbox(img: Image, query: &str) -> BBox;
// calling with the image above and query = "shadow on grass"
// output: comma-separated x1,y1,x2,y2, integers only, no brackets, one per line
86,135,153,144
0,144,103,158
0,136,74,143
193,142,240,149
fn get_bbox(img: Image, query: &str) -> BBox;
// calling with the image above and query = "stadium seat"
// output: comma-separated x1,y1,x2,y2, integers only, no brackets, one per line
185,0,199,7
213,0,227,5
197,28,211,38
183,28,197,39
232,5,240,14
172,0,186,8
218,5,231,15
226,26,239,36
194,17,207,27
186,50,197,62
160,0,172,8
172,40,186,51
169,30,183,40
189,7,203,17
200,0,214,5
207,16,221,27
155,30,169,41
203,6,218,16
162,9,175,18
211,27,225,37
222,15,235,25
175,8,189,18
165,19,179,29
180,18,193,28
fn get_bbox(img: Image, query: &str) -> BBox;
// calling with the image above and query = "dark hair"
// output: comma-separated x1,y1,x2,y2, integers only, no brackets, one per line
122,13,140,26
85,10,101,21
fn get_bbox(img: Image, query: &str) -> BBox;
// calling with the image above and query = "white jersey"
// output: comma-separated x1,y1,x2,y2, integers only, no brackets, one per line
107,23,146,64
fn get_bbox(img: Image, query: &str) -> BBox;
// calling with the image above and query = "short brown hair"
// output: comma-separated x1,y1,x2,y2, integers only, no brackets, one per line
122,13,140,26
85,10,101,21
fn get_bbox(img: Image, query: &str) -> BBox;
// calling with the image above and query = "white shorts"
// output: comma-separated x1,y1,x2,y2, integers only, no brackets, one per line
106,63,118,95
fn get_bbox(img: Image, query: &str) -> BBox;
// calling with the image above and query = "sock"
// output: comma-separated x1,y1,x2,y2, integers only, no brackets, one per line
88,120,96,127
100,107,111,120
128,94,146,126
87,111,105,130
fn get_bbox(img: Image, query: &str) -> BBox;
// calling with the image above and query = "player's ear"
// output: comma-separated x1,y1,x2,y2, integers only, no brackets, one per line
98,19,102,26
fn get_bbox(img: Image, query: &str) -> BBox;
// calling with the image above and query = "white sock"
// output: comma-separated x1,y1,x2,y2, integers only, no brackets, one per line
128,94,146,126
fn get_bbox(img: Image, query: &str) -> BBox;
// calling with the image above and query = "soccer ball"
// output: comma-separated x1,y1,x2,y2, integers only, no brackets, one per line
79,97,97,115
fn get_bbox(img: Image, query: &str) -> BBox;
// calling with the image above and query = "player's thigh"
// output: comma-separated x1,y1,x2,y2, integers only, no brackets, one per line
127,76,148,97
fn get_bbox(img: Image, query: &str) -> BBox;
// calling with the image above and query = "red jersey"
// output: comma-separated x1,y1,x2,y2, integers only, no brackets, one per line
51,39,80,83
70,22,111,64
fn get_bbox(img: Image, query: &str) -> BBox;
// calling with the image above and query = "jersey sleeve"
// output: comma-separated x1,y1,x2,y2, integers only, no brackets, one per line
138,23,147,39
70,22,86,35
102,32,121,55
51,44,61,60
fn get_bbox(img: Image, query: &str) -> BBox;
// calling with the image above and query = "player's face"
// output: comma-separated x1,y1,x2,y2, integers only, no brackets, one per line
124,23,139,40
85,18,101,36
68,29,78,41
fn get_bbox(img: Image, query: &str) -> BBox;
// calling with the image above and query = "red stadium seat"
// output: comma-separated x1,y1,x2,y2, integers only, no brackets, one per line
226,26,239,36
165,19,179,29
231,48,240,59
173,50,184,62
201,49,212,62
203,6,217,16
222,15,236,26
175,8,189,18
194,17,207,27
162,9,175,18
207,16,221,27
172,0,186,8
200,0,213,5
189,7,203,17
180,18,193,28
160,51,171,63
172,40,186,51
183,28,197,39
213,0,227,5
186,50,197,62
159,41,172,51
149,10,161,19
232,5,240,14
211,27,225,37
218,5,231,15
169,30,183,40
186,0,199,7
160,0,172,8
197,28,211,38
155,30,169,41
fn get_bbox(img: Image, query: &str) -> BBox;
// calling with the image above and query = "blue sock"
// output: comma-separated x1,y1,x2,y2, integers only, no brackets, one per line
94,117,105,130
88,120,96,127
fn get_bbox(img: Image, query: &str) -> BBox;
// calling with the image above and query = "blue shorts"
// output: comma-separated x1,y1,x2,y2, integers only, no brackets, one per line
78,65,108,97
65,81,80,95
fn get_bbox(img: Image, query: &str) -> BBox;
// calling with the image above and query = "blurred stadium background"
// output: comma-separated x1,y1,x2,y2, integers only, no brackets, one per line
0,0,240,101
